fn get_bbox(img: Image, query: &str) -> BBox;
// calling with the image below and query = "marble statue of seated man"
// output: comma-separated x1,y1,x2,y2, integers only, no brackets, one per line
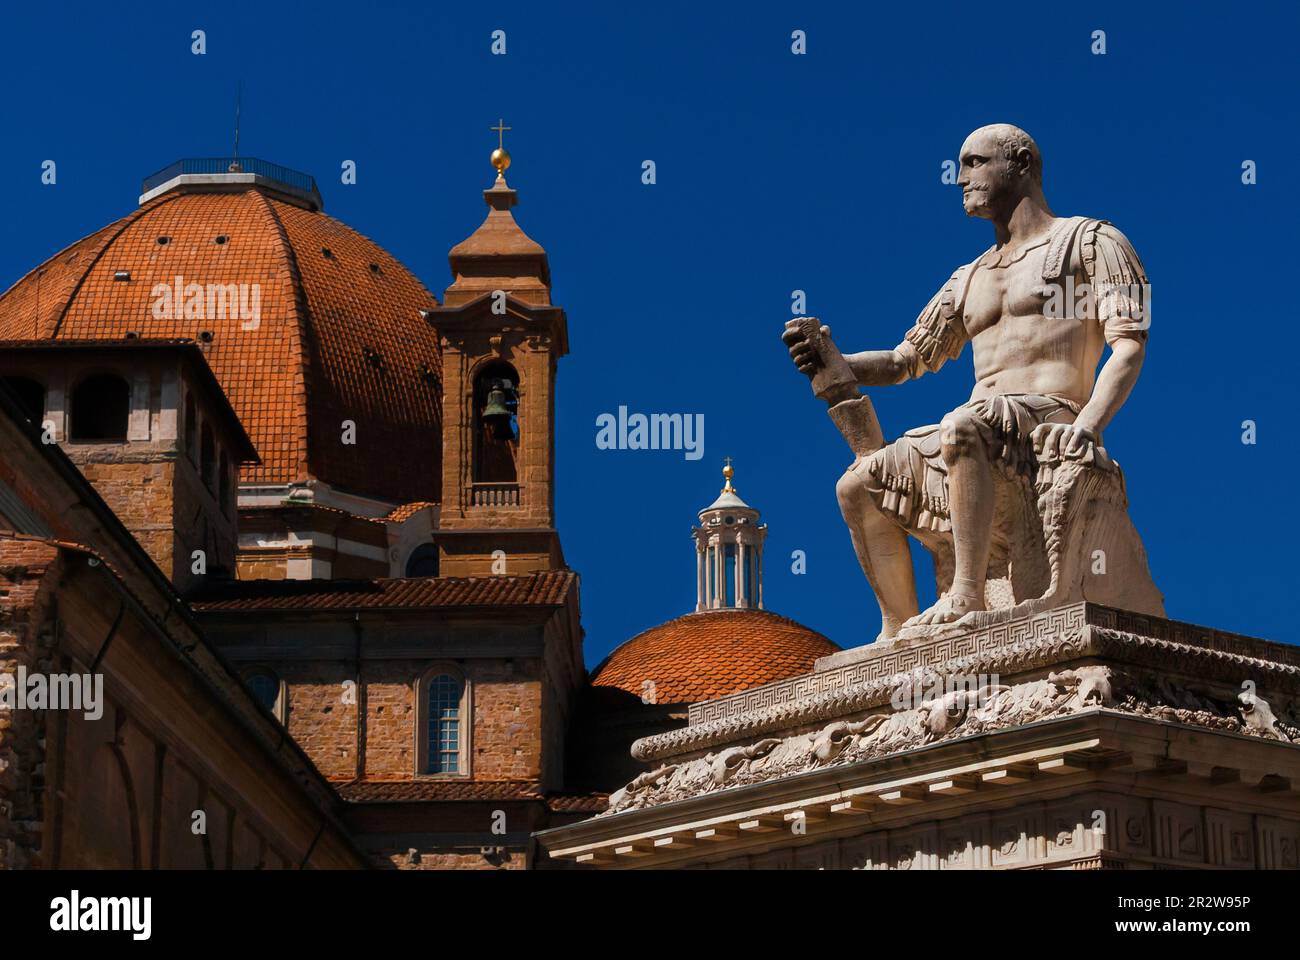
784,124,1162,642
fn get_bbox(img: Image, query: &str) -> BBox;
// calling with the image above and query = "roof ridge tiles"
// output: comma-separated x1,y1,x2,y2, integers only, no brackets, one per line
189,570,578,613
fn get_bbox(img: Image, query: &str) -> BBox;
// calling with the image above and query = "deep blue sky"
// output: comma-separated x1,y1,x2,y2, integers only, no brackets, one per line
1,2,1296,664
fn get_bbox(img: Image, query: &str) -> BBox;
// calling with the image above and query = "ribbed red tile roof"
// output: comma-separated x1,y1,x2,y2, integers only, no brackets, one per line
384,501,436,523
544,792,609,814
0,187,443,504
189,571,576,613
589,609,838,706
336,779,542,803
334,778,608,811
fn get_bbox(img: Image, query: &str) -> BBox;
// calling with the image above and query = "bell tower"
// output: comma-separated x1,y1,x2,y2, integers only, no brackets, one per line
693,460,766,610
428,127,569,576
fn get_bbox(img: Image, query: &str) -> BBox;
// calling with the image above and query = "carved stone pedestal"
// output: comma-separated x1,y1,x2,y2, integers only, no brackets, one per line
540,604,1300,869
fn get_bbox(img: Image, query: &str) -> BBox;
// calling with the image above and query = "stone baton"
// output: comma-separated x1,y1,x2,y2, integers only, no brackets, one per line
784,317,884,458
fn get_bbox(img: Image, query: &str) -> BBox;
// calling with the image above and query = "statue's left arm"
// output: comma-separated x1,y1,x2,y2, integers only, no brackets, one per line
1043,222,1150,458
1073,222,1149,433
1073,335,1144,437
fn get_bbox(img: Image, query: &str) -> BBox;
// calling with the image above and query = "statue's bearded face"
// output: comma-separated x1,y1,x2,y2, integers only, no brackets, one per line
957,132,1019,220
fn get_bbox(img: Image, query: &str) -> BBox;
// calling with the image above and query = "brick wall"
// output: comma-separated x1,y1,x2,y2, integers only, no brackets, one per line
281,661,358,781
74,458,177,577
68,450,237,593
0,537,60,869
364,660,417,776
467,662,541,780
270,659,545,782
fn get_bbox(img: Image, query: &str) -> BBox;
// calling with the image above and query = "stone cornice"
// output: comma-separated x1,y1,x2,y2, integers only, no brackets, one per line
637,604,1299,763
539,711,1300,868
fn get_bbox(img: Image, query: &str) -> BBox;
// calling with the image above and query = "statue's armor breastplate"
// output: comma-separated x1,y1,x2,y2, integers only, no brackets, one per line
960,217,1102,339
901,217,1111,376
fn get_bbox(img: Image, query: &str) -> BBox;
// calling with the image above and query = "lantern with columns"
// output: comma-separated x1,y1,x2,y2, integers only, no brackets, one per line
693,460,766,611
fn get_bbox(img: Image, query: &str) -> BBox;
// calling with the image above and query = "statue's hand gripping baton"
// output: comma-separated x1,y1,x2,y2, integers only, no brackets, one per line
783,317,885,459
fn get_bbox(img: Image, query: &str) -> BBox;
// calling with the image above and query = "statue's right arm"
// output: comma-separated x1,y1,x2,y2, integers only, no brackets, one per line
844,279,967,386
844,347,914,386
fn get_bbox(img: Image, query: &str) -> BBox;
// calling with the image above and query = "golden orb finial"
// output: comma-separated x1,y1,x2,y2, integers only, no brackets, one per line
490,118,512,177
721,457,735,493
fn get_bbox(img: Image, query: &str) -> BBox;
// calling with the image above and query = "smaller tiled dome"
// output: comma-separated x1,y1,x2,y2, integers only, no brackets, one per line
589,609,837,705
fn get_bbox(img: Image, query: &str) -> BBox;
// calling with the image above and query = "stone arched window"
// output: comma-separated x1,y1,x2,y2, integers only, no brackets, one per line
69,373,129,441
417,666,470,775
405,543,439,577
472,361,518,485
243,668,285,723
1,376,45,425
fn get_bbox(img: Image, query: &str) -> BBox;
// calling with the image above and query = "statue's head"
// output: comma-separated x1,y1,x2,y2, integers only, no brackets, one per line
957,124,1043,220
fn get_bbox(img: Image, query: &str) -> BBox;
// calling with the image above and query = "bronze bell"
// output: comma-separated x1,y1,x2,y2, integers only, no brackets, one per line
481,379,517,440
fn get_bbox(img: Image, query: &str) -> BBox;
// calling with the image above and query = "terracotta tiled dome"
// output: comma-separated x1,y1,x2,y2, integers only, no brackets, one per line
590,609,838,705
0,185,442,503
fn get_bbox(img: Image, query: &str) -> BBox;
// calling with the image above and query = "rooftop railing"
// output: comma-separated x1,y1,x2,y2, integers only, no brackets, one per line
141,158,319,196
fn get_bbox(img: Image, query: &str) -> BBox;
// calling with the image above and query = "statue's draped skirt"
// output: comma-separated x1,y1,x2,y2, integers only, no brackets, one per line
853,393,1081,534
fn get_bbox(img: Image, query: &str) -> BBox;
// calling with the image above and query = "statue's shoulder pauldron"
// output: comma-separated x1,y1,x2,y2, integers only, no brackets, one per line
1073,219,1150,337
902,260,979,374
1045,217,1148,286
1041,216,1092,283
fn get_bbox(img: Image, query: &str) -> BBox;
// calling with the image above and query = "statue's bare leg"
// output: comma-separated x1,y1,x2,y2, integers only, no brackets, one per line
907,410,991,626
836,467,919,640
